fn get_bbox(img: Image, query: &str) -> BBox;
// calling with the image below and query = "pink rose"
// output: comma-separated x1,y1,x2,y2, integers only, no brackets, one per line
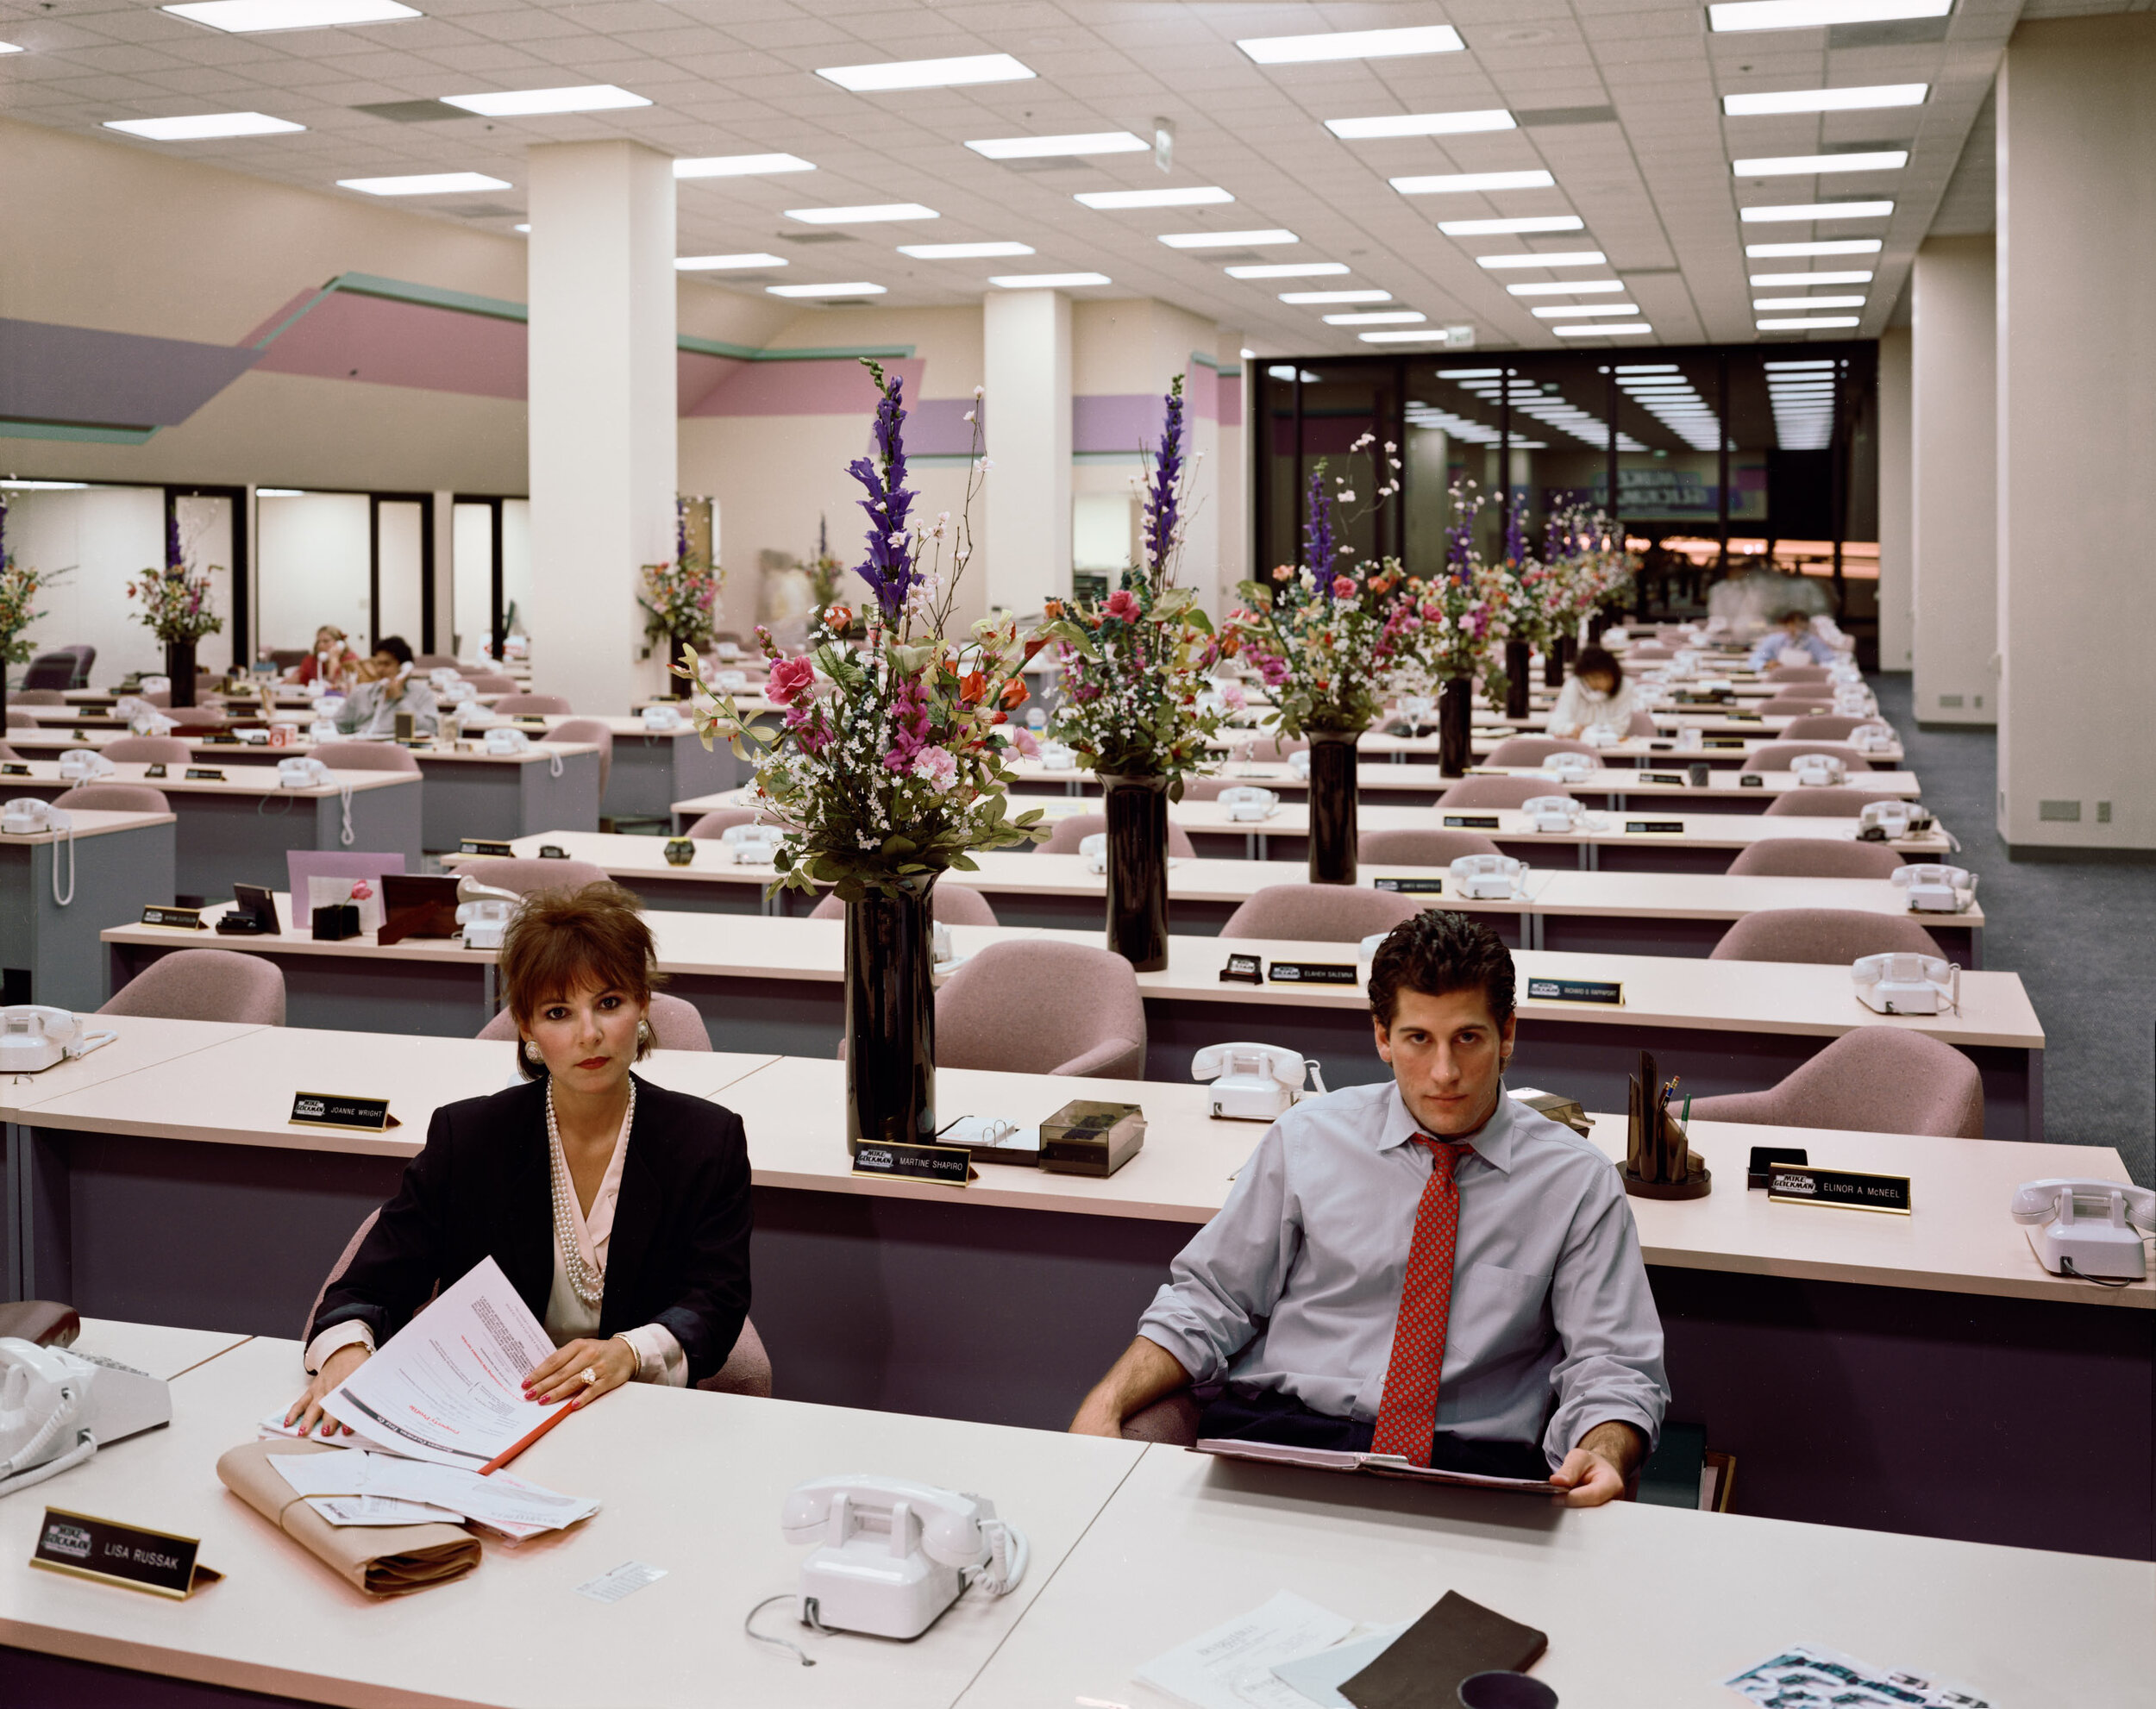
1332,576,1357,599
766,655,817,704
1010,726,1041,757
1103,589,1142,623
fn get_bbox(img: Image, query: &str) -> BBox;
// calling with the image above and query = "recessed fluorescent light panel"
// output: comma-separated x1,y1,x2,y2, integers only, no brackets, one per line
1533,304,1640,318
1280,289,1391,304
989,272,1111,289
1741,201,1895,222
1722,83,1927,115
1393,171,1556,196
965,131,1146,159
1554,322,1653,335
1439,216,1584,236
899,241,1035,260
1746,238,1883,257
0,40,22,52
817,53,1034,92
1325,311,1426,325
255,487,304,497
162,0,420,30
1476,251,1607,270
1360,330,1466,343
1225,262,1349,279
1328,109,1514,139
1709,0,1951,30
1075,186,1234,210
1507,280,1627,295
1758,316,1862,329
1238,24,1463,64
442,85,646,116
674,153,814,178
338,172,508,195
1751,269,1873,285
1733,151,1908,176
1159,229,1298,248
676,254,787,270
1754,295,1867,309
0,479,91,489
787,203,937,223
767,282,887,297
103,111,304,140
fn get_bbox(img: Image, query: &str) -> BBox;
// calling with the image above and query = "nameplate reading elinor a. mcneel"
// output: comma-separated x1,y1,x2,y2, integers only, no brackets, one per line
1525,978,1624,1005
289,1092,400,1133
32,1507,221,1599
852,1141,973,1187
1768,1167,1912,1215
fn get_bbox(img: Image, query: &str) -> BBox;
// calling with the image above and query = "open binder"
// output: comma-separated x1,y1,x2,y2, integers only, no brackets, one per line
1194,1437,1560,1495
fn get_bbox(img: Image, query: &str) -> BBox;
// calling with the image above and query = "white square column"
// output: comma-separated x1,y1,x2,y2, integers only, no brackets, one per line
1910,235,1996,726
1997,16,2156,852
1874,328,1910,676
527,139,677,713
982,289,1072,616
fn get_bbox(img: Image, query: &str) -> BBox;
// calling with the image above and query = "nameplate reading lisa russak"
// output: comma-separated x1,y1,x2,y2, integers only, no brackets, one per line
851,1140,974,1187
33,1507,222,1599
289,1092,400,1133
1768,1166,1912,1215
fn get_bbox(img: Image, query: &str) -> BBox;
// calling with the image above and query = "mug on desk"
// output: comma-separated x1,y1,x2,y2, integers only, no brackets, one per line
267,723,298,748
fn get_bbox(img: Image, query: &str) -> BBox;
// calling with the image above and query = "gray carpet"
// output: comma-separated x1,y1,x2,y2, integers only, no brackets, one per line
1872,674,2155,1185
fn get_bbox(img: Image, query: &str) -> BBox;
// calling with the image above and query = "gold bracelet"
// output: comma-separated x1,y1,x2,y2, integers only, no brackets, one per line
611,1334,641,1382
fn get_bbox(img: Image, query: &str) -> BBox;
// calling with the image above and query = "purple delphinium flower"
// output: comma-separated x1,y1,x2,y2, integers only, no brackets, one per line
1302,467,1337,589
1445,485,1476,584
1142,374,1185,580
845,360,918,618
1503,494,1526,567
166,509,184,576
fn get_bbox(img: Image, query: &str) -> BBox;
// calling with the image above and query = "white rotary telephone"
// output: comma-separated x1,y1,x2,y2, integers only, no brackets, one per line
1287,748,1313,780
1892,863,1977,914
1850,721,1898,755
1078,831,1109,875
1522,793,1589,834
454,874,522,950
0,1007,116,1074
780,1476,1027,1641
1538,750,1596,783
1789,753,1847,787
642,703,685,733
1858,798,1934,841
723,822,783,866
1833,685,1877,717
454,698,499,732
1852,952,1959,1016
2009,1180,2156,1282
1450,853,1529,900
0,1339,173,1499
1191,1042,1326,1122
1581,723,1621,749
56,749,115,783
485,726,532,755
1219,785,1280,823
278,756,332,789
1037,740,1077,772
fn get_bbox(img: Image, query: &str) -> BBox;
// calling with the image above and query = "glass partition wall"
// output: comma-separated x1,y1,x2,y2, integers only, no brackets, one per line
1252,341,1880,660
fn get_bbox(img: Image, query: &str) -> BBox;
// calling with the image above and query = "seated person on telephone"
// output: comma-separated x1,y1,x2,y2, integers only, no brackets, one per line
1070,911,1668,1506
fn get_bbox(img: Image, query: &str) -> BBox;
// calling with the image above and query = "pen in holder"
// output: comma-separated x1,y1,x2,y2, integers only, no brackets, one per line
1623,1048,1711,1200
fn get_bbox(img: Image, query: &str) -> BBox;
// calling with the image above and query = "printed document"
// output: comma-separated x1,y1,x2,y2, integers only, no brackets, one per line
270,1446,598,1535
1135,1591,1357,1709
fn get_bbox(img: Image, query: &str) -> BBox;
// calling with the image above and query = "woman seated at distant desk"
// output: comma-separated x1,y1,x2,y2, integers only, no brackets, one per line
286,625,360,692
1544,644,1638,742
332,633,440,739
287,881,753,1430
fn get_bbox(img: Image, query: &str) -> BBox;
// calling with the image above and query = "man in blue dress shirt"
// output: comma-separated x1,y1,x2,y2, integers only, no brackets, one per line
1069,911,1669,1506
1750,609,1838,670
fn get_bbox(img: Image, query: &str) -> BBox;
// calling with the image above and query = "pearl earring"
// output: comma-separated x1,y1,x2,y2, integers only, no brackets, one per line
523,1040,541,1062
636,1020,651,1045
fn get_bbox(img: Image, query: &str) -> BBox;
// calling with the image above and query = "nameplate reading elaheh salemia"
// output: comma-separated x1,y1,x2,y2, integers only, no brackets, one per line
1768,1167,1912,1215
1626,820,1683,835
33,1507,222,1599
460,837,514,857
1525,977,1624,1006
851,1140,973,1187
185,767,225,781
141,904,205,930
1372,876,1445,894
1443,815,1501,829
289,1092,401,1133
1268,961,1359,986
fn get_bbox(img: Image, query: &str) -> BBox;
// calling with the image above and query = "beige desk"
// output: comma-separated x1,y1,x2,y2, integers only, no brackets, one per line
960,1444,2154,1709
70,1317,253,1381
521,713,740,821
0,806,179,1011
446,832,1984,965
0,1333,1146,1709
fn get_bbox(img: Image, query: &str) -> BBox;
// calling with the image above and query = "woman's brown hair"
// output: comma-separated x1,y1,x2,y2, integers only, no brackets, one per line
498,881,664,1080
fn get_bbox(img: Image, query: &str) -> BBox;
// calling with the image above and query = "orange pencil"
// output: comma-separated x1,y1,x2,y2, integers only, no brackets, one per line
478,1399,575,1475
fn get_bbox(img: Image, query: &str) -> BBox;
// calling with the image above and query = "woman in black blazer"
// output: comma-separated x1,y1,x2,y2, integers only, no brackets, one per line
286,882,751,1432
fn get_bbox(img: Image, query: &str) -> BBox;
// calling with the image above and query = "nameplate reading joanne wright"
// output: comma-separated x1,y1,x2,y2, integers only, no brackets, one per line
1525,978,1624,1006
852,1141,974,1188
1444,815,1501,829
1626,820,1683,835
1373,876,1445,894
1768,1167,1913,1215
289,1092,401,1133
141,904,205,930
33,1507,221,1599
460,837,514,857
1268,961,1359,986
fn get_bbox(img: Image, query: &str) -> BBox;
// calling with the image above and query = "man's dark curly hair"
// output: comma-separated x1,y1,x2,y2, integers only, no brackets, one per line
1368,909,1515,1032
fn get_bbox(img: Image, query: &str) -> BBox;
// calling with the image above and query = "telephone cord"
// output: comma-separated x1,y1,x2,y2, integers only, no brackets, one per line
549,750,564,779
1,1385,82,1481
743,1592,818,1666
0,1430,95,1499
2060,1257,2140,1290
47,814,76,907
962,1517,1030,1598
340,783,354,846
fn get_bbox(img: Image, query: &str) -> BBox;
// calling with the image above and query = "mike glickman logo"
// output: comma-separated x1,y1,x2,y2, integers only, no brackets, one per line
295,1098,326,1117
45,1522,92,1560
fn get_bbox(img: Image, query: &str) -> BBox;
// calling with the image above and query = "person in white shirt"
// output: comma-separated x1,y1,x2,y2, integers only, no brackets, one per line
1750,610,1836,671
332,634,439,738
1545,645,1638,742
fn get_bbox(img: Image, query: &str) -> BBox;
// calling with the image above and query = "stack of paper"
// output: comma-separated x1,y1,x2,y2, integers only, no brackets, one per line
267,1447,599,1542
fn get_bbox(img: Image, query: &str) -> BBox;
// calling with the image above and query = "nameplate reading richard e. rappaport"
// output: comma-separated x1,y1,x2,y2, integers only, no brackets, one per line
1372,876,1445,894
1768,1167,1912,1215
1268,961,1358,986
1444,815,1501,829
1525,977,1624,1006
32,1507,221,1599
851,1141,974,1187
289,1092,400,1133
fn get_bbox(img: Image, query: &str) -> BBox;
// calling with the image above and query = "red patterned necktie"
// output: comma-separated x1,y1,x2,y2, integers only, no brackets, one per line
1369,1136,1471,1467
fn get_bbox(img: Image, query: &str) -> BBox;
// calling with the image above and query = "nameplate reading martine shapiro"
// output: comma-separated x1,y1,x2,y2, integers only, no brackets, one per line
852,1141,972,1187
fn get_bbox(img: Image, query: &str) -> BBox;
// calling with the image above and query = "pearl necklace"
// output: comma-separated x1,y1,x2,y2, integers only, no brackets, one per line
545,1077,633,1310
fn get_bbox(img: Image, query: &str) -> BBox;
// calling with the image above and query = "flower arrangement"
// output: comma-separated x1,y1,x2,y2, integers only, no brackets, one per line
1039,375,1225,792
679,361,1049,901
0,499,53,667
638,497,723,655
127,511,223,644
1227,437,1411,737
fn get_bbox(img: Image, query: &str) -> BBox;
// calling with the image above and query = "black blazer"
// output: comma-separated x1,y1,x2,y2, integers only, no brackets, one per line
312,1075,752,1387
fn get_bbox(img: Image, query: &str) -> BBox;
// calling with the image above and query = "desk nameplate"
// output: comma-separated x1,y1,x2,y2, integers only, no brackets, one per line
32,1507,221,1599
1525,977,1624,1005
1769,1166,1913,1215
289,1092,401,1133
1444,815,1501,829
1372,876,1445,894
1626,820,1683,834
459,837,514,857
1268,961,1358,986
184,767,225,781
852,1140,974,1187
140,904,205,930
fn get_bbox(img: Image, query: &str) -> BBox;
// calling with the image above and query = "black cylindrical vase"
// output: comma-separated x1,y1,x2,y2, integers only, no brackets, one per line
1504,640,1531,720
843,877,936,1155
1306,729,1360,885
166,640,197,707
1560,632,1580,673
1100,772,1169,971
1588,611,1609,644
1438,678,1473,777
1542,636,1564,688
